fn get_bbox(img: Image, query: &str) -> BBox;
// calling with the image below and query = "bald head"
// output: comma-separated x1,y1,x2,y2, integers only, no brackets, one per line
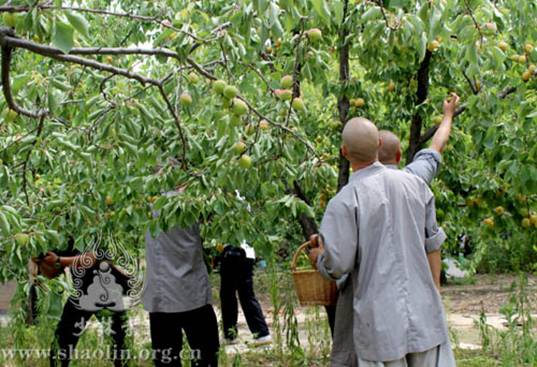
342,117,380,164
378,130,401,164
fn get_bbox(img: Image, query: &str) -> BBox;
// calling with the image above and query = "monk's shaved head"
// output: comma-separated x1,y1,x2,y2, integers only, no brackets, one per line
342,117,380,164
378,130,401,164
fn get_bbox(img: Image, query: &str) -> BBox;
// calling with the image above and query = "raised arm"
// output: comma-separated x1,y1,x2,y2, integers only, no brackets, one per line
430,93,460,153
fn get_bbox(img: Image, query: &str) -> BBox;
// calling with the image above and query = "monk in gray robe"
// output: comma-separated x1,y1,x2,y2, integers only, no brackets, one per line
309,117,456,366
331,94,460,366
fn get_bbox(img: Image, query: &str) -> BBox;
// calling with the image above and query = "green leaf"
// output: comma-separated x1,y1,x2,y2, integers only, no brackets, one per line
0,212,10,236
52,21,74,54
362,7,382,23
66,11,89,37
311,0,331,25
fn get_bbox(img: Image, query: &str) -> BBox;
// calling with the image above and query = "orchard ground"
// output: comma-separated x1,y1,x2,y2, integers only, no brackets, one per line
0,272,536,366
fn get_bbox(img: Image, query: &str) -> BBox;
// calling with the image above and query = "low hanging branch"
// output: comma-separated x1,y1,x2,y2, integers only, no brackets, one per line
0,28,318,162
0,33,162,87
0,28,47,118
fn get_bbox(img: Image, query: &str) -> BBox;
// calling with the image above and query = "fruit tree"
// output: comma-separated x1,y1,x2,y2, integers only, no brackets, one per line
0,0,536,315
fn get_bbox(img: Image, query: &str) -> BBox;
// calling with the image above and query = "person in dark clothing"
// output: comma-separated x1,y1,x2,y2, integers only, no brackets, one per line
218,244,270,345
36,242,131,367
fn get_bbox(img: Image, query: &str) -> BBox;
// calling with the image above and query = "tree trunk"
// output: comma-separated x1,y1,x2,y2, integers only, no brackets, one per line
336,0,351,192
407,50,432,162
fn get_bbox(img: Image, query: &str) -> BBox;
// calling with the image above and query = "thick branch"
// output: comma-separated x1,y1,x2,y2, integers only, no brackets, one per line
0,34,161,86
0,5,158,22
291,181,318,239
0,28,47,118
337,0,351,192
407,50,432,161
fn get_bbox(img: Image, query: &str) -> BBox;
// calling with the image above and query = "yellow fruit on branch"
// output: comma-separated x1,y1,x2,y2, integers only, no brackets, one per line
494,206,505,215
259,119,270,130
522,70,532,82
275,89,293,101
231,98,248,116
188,72,199,84
291,97,305,111
105,195,114,206
498,41,509,52
179,92,192,106
306,28,322,43
432,115,443,125
14,233,30,247
483,217,495,228
232,141,247,154
280,75,293,89
223,85,239,99
521,218,531,228
212,80,227,94
427,40,440,52
353,98,365,108
239,154,252,169
524,43,534,54
387,80,395,92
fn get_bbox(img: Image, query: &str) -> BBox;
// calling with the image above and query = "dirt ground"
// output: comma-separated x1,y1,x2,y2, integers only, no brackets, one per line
441,273,537,314
221,273,537,353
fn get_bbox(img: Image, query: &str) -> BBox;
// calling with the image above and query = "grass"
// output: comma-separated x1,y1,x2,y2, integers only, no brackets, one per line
0,271,535,366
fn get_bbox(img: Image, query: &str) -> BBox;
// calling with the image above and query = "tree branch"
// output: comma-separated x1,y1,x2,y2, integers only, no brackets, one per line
337,0,351,192
419,85,520,145
0,28,47,118
21,115,46,205
0,32,162,86
157,85,188,170
407,50,432,162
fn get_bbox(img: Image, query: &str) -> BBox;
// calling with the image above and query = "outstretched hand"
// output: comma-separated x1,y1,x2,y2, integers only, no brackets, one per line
443,93,460,117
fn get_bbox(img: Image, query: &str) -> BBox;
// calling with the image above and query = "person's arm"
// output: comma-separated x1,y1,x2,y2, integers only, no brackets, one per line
309,197,358,280
41,251,97,269
427,250,442,289
424,187,447,290
430,93,460,153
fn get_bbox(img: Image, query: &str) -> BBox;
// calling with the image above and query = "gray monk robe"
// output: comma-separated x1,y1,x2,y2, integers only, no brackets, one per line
316,162,455,365
331,149,449,366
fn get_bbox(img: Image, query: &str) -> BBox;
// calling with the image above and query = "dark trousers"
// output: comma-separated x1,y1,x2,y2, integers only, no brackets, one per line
50,298,128,367
220,259,269,340
149,304,219,367
325,303,337,337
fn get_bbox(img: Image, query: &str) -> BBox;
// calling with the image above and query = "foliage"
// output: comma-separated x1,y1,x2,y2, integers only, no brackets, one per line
476,274,537,366
0,0,536,344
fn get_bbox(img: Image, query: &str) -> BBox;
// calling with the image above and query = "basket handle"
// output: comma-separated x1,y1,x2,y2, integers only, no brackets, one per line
291,241,312,271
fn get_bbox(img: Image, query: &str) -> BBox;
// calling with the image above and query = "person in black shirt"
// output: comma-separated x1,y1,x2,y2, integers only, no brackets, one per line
36,241,131,367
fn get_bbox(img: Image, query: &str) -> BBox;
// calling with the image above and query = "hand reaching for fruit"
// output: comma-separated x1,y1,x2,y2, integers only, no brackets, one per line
443,93,460,118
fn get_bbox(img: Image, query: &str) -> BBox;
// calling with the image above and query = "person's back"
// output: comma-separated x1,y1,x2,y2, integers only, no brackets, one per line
143,224,212,312
143,218,219,366
325,163,447,361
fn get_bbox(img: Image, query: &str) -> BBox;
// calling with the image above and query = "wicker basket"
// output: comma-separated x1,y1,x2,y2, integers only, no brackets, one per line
291,241,337,306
